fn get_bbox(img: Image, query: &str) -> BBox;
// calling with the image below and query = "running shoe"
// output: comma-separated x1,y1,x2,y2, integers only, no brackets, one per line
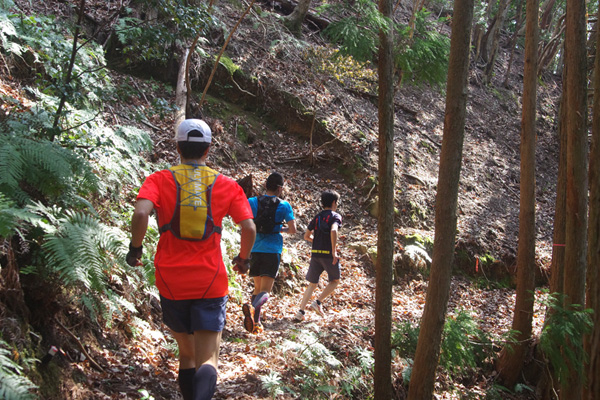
310,300,324,317
252,323,264,334
242,303,255,333
294,310,305,321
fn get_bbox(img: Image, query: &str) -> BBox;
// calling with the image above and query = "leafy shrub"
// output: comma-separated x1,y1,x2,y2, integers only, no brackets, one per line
306,46,377,93
114,0,213,64
394,9,450,87
339,347,374,398
440,310,482,376
0,9,110,115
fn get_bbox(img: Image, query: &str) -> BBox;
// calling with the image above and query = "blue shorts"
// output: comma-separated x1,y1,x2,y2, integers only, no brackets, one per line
306,257,340,284
160,295,228,333
249,252,281,279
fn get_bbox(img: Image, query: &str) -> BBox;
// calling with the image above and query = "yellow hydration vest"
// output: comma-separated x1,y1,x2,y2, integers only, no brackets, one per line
159,164,222,241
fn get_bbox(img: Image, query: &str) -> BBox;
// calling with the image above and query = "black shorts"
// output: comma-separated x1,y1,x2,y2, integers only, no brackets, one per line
249,252,281,279
160,295,228,334
306,257,340,283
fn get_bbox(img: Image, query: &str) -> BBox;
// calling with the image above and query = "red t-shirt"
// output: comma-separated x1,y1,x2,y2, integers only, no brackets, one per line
137,167,253,300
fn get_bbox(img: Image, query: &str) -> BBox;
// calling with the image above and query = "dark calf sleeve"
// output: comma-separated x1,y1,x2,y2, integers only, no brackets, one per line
194,364,217,400
178,368,195,400
252,291,269,323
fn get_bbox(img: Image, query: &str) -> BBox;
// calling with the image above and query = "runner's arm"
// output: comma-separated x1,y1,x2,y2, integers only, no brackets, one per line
303,228,313,243
282,219,297,234
238,218,256,259
130,199,154,247
330,222,339,264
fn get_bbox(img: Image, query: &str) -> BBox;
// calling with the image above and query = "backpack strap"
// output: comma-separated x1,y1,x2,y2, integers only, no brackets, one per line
159,169,180,234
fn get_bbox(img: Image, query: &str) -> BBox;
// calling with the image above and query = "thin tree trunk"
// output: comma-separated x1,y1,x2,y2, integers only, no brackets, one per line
200,0,256,107
374,0,394,397
408,0,427,40
502,0,525,87
539,0,557,30
473,0,493,63
584,9,600,399
550,87,567,296
283,0,312,36
537,16,566,75
563,0,589,395
496,0,538,386
406,0,474,396
483,0,509,85
52,0,86,137
539,64,568,400
174,48,189,131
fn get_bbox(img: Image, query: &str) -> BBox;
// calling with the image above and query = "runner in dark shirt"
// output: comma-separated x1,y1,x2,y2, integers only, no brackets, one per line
294,190,342,320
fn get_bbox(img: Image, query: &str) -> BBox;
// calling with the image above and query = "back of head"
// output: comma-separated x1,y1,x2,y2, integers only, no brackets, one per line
176,119,212,159
265,172,284,192
321,190,340,208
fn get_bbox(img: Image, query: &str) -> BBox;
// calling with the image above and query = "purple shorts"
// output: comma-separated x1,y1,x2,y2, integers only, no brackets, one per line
306,257,340,283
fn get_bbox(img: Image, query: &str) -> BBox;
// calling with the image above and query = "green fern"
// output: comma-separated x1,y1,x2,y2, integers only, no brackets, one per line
391,320,420,358
0,341,37,400
539,293,593,385
89,125,153,197
0,194,42,239
41,210,127,291
260,371,285,399
320,0,391,63
440,310,480,376
0,135,99,207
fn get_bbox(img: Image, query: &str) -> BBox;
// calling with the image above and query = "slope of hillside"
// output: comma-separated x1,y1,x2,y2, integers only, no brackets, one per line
3,0,562,398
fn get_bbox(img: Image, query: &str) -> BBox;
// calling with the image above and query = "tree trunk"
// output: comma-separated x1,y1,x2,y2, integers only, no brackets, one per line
502,0,525,88
52,0,86,138
408,0,427,40
550,84,567,296
584,9,600,399
175,48,189,131
283,0,312,36
473,0,493,63
406,0,474,396
538,63,568,400
563,0,589,395
539,0,557,30
483,0,510,85
374,0,395,397
496,0,538,386
537,16,566,75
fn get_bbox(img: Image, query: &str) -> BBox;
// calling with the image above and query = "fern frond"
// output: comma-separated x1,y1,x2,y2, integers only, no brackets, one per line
404,244,432,264
42,210,127,292
322,0,390,62
0,135,98,206
0,341,37,400
539,293,593,385
0,194,40,239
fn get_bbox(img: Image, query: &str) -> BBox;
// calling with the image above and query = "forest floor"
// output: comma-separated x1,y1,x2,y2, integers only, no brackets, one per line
7,0,565,398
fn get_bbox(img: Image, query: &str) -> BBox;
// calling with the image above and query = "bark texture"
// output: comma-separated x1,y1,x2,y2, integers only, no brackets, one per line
406,0,474,396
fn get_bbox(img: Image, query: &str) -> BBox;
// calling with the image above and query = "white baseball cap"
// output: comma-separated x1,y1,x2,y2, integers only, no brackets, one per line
176,119,212,143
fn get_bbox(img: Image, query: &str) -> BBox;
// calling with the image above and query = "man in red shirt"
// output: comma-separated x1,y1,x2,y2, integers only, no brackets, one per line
126,119,256,400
